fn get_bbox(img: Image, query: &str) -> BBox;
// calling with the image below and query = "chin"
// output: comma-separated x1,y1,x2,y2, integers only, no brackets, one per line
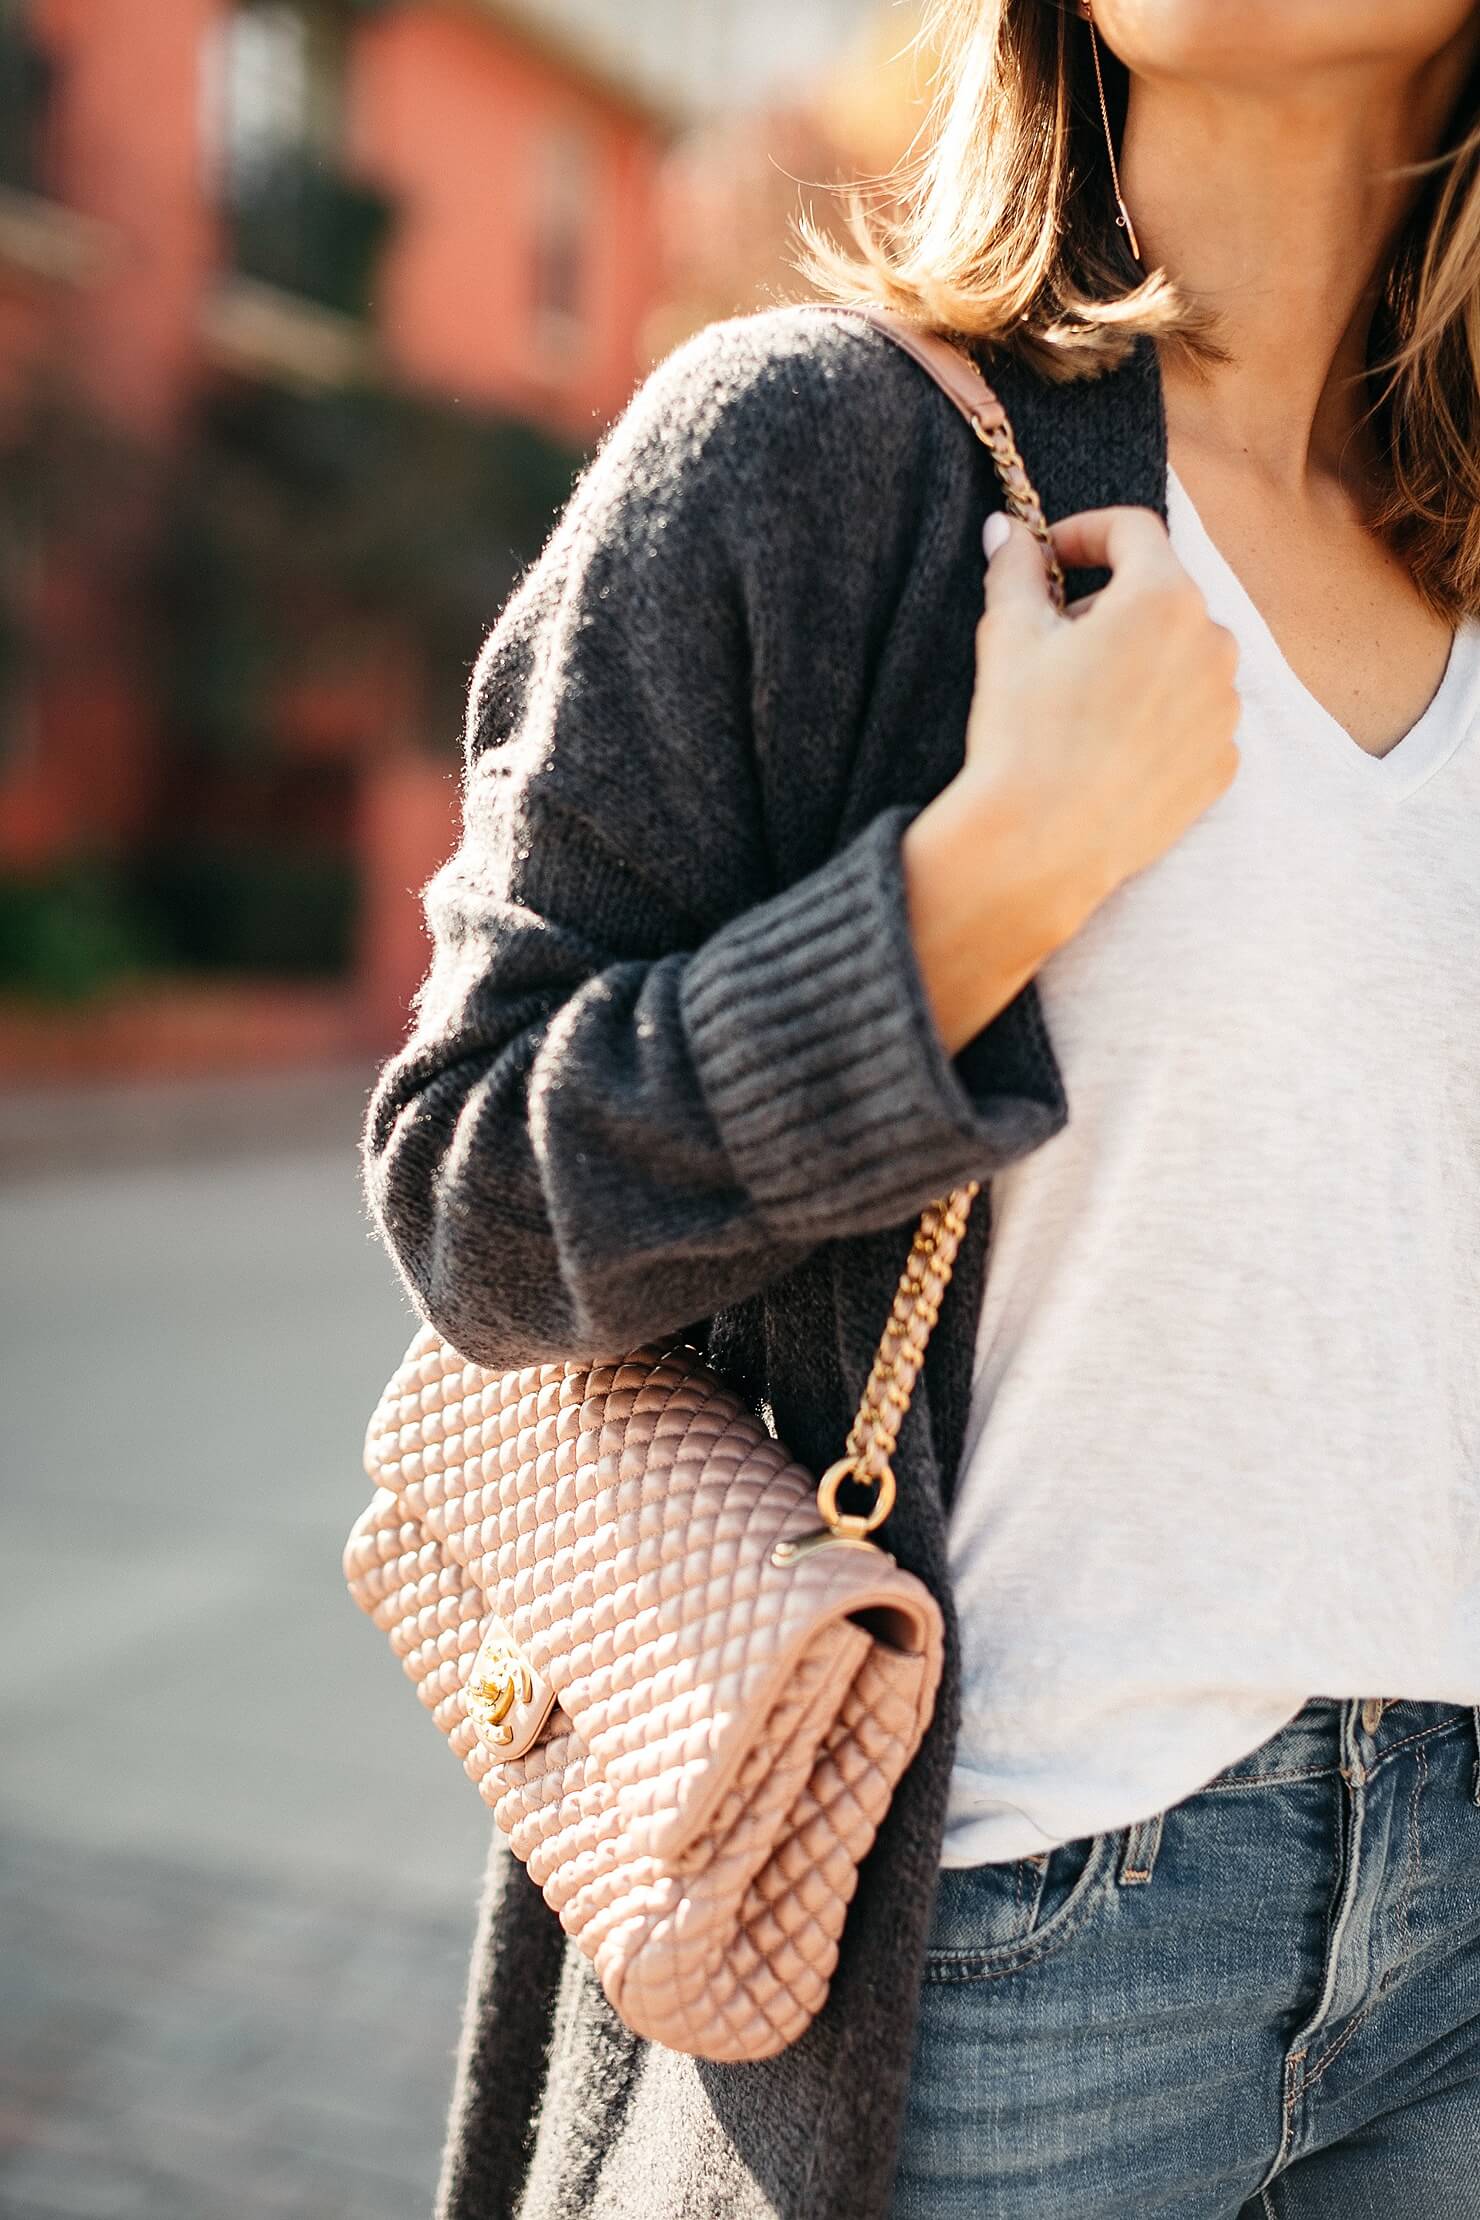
1090,0,1479,80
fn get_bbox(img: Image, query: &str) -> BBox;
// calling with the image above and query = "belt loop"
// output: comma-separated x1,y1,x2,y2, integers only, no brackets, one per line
1471,1708,1480,1808
1119,1811,1165,1887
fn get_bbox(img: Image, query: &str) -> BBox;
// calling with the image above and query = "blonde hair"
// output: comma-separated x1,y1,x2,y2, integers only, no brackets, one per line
801,0,1480,620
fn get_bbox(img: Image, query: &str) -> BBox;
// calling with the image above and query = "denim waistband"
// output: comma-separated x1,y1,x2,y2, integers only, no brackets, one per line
1207,1697,1480,1797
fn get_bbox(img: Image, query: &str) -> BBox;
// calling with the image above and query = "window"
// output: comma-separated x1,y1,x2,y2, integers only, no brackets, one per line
0,513,38,780
206,1,344,204
0,0,56,199
532,127,591,365
203,3,391,322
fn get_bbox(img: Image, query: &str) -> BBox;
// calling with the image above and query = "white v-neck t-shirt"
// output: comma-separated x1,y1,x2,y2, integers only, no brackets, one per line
941,463,1480,1866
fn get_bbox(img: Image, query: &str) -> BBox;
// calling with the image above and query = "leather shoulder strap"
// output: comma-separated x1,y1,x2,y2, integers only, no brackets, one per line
816,301,1066,614
823,300,1009,436
750,304,1063,1522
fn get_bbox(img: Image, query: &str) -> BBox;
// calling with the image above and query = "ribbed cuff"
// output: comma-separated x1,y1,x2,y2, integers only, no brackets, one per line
679,804,1068,1244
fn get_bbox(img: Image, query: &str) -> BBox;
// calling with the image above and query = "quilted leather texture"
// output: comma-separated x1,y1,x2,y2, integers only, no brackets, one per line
344,1328,945,2061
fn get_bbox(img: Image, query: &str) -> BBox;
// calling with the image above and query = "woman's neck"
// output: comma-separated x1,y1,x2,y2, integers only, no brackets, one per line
1120,26,1480,504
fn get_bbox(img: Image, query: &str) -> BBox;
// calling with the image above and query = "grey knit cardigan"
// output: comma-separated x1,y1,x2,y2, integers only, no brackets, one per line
361,302,1168,2220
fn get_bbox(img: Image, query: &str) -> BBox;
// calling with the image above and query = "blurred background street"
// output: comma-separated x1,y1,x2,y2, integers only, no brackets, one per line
0,1074,491,2217
0,2,928,2212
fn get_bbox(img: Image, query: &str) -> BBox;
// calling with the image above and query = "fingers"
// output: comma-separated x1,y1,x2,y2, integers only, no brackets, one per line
1046,505,1180,593
982,513,1060,624
982,504,1180,631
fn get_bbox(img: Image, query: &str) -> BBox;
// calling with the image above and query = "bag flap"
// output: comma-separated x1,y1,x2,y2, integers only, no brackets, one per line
363,1332,943,1863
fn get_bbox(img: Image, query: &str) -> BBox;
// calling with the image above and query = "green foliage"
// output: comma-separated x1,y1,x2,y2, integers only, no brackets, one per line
130,837,359,978
0,838,361,1000
0,256,586,1001
157,379,584,764
0,863,163,1004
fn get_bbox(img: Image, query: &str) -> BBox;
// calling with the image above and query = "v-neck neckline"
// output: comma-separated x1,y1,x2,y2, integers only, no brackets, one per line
1166,462,1480,803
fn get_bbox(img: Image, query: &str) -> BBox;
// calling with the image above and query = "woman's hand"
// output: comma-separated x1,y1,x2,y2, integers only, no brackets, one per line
901,505,1241,1059
964,505,1242,912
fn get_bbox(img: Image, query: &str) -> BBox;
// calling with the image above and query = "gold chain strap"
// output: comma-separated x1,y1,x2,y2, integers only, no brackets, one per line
971,409,1068,615
812,1182,982,1540
812,338,1061,1543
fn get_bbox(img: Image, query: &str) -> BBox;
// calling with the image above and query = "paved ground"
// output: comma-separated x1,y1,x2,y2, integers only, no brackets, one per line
0,1072,496,2218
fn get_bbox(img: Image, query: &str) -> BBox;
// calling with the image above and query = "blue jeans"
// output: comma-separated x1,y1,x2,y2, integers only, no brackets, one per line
892,1699,1480,2217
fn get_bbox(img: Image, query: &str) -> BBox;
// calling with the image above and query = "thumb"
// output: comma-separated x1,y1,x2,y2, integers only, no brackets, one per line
983,510,1056,622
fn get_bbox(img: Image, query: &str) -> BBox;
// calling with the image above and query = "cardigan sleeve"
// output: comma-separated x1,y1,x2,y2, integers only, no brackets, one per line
361,313,1066,1370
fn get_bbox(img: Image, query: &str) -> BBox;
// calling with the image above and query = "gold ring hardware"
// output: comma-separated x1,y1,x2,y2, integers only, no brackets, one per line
770,1458,899,1568
817,1454,896,1537
772,1183,980,1570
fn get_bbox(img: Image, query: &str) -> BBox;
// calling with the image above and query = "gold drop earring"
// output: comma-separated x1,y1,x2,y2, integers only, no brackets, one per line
1082,0,1143,264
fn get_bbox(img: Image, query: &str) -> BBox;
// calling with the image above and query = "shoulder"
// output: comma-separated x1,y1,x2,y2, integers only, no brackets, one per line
624,303,948,452
567,305,966,563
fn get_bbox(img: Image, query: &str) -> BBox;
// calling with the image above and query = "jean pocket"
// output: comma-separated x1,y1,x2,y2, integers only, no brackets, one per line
921,1829,1115,1982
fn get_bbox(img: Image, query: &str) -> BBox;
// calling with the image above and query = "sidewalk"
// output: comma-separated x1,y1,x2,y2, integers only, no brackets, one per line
0,1081,495,2217
0,1829,476,2220
0,1065,380,1181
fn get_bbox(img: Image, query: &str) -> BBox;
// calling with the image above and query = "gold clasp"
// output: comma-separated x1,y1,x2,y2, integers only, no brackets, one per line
466,1632,534,1747
770,1456,897,1568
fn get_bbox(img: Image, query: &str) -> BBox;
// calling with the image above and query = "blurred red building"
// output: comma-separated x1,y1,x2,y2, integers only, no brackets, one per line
0,0,668,1075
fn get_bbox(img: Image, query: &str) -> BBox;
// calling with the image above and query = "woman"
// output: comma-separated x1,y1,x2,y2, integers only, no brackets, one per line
363,2,1480,2213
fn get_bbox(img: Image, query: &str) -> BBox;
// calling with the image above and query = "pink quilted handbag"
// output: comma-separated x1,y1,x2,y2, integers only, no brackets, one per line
345,306,1067,2065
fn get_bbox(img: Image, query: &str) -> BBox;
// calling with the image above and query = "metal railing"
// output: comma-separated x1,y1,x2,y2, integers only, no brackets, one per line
225,157,395,322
